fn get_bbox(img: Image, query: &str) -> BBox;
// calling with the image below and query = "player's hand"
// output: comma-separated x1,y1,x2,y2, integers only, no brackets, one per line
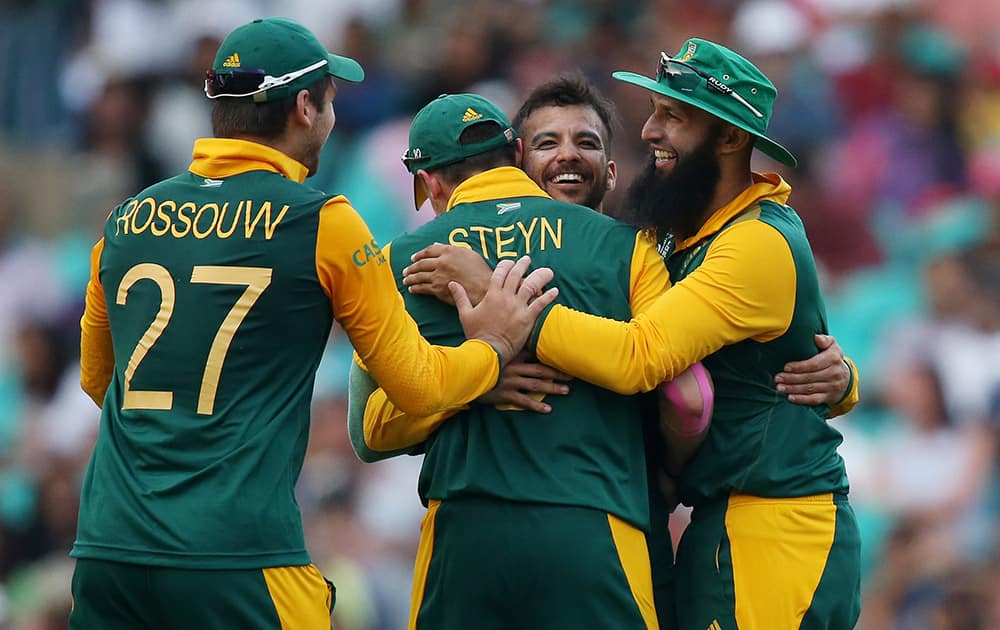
452,256,558,365
774,334,850,405
478,351,572,413
403,243,492,306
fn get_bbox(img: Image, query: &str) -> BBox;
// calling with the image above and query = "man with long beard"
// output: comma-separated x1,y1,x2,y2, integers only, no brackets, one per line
622,121,725,249
519,40,863,628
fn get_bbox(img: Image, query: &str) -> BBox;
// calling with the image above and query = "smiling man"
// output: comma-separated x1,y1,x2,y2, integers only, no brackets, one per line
525,40,864,629
366,92,673,629
513,77,618,211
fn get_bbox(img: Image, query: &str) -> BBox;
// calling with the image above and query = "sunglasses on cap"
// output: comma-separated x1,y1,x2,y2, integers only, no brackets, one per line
204,59,329,99
400,147,427,167
656,52,764,119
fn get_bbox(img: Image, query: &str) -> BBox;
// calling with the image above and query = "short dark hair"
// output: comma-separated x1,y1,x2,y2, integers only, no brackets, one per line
433,121,517,185
512,73,619,155
210,78,328,140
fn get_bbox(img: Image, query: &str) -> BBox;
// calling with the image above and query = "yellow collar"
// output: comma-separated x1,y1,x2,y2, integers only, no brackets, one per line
675,172,792,251
445,167,551,212
188,138,310,183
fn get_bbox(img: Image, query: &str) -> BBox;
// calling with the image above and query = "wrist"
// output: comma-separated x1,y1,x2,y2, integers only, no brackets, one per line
834,358,855,405
527,301,558,353
478,337,511,375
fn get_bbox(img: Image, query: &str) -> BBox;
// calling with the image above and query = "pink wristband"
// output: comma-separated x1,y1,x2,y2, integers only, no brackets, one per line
661,362,714,437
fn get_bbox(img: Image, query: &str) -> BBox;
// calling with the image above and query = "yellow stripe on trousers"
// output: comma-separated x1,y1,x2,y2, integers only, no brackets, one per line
262,564,331,629
607,513,659,629
408,499,441,630
726,493,837,628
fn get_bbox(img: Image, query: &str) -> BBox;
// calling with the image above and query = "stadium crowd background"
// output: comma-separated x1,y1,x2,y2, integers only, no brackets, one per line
1,0,999,627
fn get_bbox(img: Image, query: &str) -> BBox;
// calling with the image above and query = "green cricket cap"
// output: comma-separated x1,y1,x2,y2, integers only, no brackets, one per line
206,17,364,103
613,38,797,167
402,93,517,210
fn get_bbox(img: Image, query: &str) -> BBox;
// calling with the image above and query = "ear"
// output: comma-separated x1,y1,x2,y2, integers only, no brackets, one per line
514,137,524,166
605,160,617,193
717,124,753,158
417,169,444,203
290,89,314,128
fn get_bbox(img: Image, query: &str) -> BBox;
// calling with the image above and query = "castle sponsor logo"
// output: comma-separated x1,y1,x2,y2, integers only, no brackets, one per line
352,238,385,267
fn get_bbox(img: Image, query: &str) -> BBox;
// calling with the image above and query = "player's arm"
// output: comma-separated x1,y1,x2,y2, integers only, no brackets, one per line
406,234,858,414
317,197,552,416
317,197,498,416
353,349,572,459
347,358,428,462
532,221,797,394
80,239,115,407
658,362,714,476
342,240,432,461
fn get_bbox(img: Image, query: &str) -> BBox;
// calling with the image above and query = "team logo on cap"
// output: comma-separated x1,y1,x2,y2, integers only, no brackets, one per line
680,42,697,62
223,53,241,68
462,108,483,122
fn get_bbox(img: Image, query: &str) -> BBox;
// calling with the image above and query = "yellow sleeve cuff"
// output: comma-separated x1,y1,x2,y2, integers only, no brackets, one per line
364,386,467,452
828,356,860,418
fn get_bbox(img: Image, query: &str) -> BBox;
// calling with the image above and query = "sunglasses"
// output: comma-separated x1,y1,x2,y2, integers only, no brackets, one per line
656,52,764,119
401,146,427,166
204,59,328,99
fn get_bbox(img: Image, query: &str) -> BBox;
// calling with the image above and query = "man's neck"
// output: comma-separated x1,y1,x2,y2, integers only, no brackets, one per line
699,168,754,226
710,165,755,211
680,171,754,240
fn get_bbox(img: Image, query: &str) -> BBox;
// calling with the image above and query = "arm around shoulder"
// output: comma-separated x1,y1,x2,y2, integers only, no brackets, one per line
315,198,500,416
535,221,795,394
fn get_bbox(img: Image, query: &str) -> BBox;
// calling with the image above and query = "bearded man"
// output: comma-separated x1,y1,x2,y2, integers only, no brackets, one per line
526,39,863,629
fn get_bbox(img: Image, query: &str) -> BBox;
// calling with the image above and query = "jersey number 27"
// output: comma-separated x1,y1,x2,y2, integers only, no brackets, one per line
115,263,272,415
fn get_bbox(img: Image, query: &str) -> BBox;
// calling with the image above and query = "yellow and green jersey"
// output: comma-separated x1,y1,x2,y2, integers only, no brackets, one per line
533,173,851,504
74,139,502,569
368,166,670,529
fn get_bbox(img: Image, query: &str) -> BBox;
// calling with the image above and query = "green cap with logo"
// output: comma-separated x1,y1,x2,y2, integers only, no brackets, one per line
206,17,364,103
613,38,796,167
402,93,517,210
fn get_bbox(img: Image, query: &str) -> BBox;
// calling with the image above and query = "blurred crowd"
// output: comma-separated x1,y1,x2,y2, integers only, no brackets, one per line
1,0,999,628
